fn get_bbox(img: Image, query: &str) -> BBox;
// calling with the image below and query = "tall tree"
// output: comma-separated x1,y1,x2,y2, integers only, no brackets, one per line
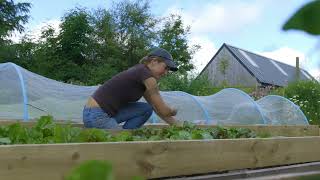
31,25,60,78
87,9,121,84
158,14,200,74
2,0,201,87
58,8,94,66
0,0,31,43
49,8,96,82
111,0,157,69
92,8,120,62
0,0,31,63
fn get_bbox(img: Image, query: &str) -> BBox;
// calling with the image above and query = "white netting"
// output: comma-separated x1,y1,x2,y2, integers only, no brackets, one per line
0,62,309,125
0,62,97,121
256,95,308,125
0,63,24,119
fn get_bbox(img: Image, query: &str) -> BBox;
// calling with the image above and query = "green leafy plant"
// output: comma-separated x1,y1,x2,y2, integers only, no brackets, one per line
65,160,145,180
256,132,272,138
0,116,257,145
285,81,320,125
283,0,320,35
65,160,113,180
271,81,320,125
132,121,256,140
159,73,217,96
219,58,230,87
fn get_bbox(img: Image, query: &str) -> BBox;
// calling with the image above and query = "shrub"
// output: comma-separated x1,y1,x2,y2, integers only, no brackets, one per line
159,73,216,96
277,81,320,125
249,85,277,100
159,73,256,96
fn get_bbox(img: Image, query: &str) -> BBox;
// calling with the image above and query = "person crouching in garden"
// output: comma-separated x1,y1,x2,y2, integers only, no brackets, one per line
83,48,179,129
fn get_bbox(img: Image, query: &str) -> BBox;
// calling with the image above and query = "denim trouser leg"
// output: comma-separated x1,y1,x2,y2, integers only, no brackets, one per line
114,102,153,129
83,107,119,129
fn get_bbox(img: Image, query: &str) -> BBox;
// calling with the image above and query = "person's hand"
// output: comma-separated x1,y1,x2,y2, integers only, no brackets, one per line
170,108,177,116
174,120,185,127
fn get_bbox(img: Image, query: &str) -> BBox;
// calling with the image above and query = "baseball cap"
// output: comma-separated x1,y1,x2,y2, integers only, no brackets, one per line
148,48,178,71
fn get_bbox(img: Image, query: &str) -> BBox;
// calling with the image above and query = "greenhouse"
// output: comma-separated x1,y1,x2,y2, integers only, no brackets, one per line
0,62,308,125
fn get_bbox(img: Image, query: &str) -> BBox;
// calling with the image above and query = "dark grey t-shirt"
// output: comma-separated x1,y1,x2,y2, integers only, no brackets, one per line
92,64,153,116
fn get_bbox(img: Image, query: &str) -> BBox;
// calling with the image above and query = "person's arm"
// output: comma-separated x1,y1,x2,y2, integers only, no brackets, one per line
143,77,178,125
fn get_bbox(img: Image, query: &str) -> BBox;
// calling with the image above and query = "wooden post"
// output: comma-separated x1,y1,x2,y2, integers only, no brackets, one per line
296,57,300,81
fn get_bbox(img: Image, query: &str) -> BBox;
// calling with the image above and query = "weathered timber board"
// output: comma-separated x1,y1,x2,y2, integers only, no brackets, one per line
0,137,320,180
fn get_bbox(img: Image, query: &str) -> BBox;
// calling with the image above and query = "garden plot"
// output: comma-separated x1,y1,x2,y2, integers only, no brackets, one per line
0,117,319,180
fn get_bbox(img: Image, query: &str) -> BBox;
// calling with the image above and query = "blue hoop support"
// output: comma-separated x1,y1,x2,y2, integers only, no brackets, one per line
10,62,29,121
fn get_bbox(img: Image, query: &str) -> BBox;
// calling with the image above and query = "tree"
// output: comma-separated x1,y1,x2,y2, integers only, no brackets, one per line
44,8,96,82
1,0,201,88
91,9,119,61
31,25,60,78
158,14,200,74
111,0,157,70
0,0,31,63
0,0,31,43
58,8,95,66
219,58,229,87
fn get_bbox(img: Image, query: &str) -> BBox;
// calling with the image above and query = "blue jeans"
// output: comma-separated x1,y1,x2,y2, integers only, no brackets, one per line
83,102,153,129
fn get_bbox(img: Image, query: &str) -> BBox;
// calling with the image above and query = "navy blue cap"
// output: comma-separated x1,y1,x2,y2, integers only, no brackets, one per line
148,48,178,71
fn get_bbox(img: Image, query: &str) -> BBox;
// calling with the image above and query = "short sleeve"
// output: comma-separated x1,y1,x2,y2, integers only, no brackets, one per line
138,64,153,82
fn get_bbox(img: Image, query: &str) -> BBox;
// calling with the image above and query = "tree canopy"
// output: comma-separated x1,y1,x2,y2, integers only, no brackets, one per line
0,0,199,86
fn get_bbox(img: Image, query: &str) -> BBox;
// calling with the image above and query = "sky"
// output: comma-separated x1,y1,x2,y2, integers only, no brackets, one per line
13,0,320,79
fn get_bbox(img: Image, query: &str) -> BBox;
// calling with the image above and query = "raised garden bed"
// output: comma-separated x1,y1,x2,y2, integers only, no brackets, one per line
0,117,319,179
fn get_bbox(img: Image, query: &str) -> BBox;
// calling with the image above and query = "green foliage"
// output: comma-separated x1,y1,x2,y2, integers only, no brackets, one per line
158,14,200,73
131,177,145,180
0,0,31,41
132,121,256,140
66,160,113,180
218,58,230,87
159,73,217,96
112,131,134,141
85,63,118,85
271,81,320,125
256,132,272,138
0,116,257,145
54,125,82,143
159,73,190,91
111,0,157,69
283,0,320,35
188,75,218,96
159,72,256,96
1,0,199,86
58,8,95,66
285,81,320,125
66,160,145,180
0,0,32,65
250,86,277,100
219,58,229,76
7,123,29,144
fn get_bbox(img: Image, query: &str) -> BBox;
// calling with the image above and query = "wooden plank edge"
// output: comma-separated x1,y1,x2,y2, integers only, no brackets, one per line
0,137,319,179
163,161,320,180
